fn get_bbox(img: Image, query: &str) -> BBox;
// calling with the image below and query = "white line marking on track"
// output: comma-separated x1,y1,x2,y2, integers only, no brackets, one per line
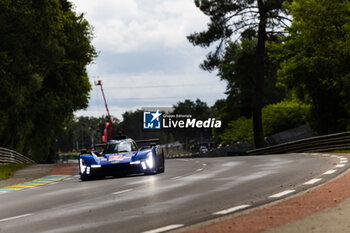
171,176,183,180
340,160,348,164
213,204,251,215
323,170,337,175
269,190,295,198
336,164,345,168
196,168,203,172
0,213,33,223
112,189,133,195
142,224,184,233
202,163,207,166
304,178,322,185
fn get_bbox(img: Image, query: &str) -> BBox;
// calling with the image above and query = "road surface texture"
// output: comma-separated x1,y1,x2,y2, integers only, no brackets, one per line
0,164,77,188
0,153,346,233
180,154,350,233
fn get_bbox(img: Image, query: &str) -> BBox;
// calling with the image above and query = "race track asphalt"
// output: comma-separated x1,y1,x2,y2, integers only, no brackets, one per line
0,153,346,233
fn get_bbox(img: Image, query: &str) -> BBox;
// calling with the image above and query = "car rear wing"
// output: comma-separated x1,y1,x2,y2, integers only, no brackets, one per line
80,143,106,155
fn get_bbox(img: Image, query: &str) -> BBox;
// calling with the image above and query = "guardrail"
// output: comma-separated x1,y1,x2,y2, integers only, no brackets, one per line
0,147,35,164
247,131,350,155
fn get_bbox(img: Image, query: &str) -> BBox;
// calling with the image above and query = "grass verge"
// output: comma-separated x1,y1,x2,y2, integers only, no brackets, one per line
327,150,350,153
0,164,32,181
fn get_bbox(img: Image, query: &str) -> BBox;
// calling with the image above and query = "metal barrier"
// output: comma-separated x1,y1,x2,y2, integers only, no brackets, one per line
0,147,35,164
247,131,350,155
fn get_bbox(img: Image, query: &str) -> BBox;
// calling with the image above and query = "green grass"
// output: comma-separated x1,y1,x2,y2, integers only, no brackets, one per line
0,164,32,181
327,150,350,153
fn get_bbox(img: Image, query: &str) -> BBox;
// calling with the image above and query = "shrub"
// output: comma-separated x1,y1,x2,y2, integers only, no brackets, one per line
217,99,310,145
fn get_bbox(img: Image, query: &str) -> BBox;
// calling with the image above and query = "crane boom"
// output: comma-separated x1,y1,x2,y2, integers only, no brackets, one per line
95,80,112,142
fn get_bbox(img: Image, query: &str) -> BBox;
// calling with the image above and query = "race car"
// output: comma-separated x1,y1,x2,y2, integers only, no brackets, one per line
79,138,165,181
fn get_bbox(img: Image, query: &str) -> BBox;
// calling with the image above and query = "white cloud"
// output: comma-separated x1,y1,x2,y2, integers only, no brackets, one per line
73,0,209,53
76,72,226,119
71,0,227,119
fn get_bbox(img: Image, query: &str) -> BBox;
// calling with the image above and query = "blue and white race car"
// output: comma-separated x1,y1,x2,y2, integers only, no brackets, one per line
79,138,165,181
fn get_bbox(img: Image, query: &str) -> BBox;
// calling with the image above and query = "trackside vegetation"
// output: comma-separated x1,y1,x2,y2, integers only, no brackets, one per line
188,0,350,148
0,164,31,181
216,99,310,145
2,0,350,158
0,0,96,162
268,0,350,134
187,0,290,149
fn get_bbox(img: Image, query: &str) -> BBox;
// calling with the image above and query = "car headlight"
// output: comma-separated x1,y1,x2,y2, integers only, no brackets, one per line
80,159,86,174
145,152,154,169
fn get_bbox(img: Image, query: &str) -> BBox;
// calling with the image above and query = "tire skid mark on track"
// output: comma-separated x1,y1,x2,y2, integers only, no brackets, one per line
112,189,133,195
172,160,207,179
0,213,33,223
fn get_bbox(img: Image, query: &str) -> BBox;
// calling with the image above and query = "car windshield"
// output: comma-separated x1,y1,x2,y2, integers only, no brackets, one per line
104,141,136,154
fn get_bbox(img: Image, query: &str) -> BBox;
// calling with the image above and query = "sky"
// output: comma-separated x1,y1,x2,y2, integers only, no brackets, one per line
71,0,227,120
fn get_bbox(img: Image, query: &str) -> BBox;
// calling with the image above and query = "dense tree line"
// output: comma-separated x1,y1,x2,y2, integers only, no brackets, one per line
188,0,288,148
57,99,214,153
190,0,350,147
0,0,96,162
269,0,350,134
3,0,350,159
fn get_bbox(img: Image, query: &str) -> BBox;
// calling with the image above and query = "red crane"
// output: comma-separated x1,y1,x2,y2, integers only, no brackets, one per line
95,80,112,143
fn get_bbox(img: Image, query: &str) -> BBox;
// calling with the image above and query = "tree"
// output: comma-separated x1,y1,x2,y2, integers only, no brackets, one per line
0,0,96,162
57,116,120,152
212,37,285,143
188,0,288,148
171,99,213,149
219,99,310,145
118,110,165,142
218,38,285,118
120,110,145,140
269,0,350,134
